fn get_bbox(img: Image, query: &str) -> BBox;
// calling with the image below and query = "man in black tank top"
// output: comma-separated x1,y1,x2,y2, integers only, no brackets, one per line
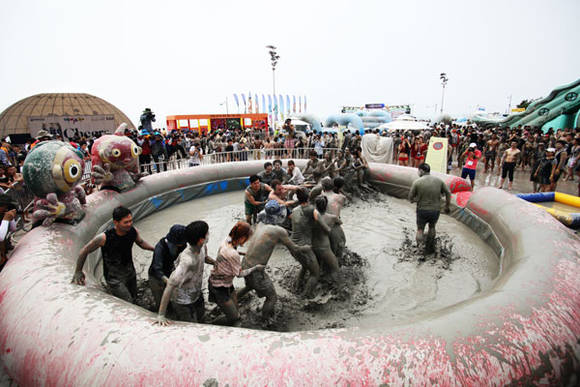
72,206,155,303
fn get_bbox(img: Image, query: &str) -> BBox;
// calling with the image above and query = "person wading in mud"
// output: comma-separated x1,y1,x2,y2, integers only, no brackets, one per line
237,201,311,320
408,163,451,254
72,206,155,304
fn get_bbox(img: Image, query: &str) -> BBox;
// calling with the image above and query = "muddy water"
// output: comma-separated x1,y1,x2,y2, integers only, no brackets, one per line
133,191,500,331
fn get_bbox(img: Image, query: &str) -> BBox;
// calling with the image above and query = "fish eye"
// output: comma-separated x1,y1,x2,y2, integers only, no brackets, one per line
112,148,121,157
63,159,82,183
131,145,141,158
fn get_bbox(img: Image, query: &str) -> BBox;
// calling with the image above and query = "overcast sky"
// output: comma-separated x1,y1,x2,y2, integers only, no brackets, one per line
1,0,579,127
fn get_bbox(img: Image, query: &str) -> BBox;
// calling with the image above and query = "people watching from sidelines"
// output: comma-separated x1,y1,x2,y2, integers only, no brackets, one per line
154,221,216,326
72,206,155,304
498,141,521,190
408,163,451,254
461,143,482,188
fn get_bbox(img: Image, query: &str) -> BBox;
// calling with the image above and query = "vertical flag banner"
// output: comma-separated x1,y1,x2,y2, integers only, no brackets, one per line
268,95,272,112
286,95,291,115
262,95,266,114
304,96,307,112
233,94,240,111
299,96,302,113
293,95,296,113
254,94,259,113
279,95,285,121
248,92,253,114
241,93,247,113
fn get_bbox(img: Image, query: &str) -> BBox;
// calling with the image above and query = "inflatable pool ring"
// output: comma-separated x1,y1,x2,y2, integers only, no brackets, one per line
91,123,142,192
517,191,580,228
1,161,578,385
22,140,87,226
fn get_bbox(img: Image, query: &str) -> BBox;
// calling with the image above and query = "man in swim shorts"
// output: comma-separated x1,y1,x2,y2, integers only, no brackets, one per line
408,163,451,254
245,174,272,224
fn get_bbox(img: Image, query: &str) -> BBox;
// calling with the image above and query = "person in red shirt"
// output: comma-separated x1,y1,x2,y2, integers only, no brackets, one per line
461,143,482,189
411,137,428,167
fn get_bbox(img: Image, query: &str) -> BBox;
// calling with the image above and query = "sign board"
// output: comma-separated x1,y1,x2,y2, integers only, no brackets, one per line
424,137,448,174
28,115,116,140
511,108,526,113
386,105,411,120
365,103,385,109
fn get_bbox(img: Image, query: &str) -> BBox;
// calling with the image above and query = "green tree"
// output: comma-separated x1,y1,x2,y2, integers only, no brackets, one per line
517,99,532,109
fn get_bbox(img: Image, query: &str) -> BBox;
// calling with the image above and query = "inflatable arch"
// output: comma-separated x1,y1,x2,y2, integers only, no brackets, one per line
0,162,579,385
324,114,365,133
291,114,323,133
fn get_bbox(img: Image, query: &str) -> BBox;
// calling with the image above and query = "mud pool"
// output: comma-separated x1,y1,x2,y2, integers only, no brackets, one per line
132,190,500,331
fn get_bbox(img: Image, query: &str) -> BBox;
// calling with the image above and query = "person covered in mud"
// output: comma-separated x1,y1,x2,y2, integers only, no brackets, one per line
257,162,275,187
302,151,322,182
148,224,190,311
244,174,272,224
237,205,311,320
321,151,336,179
408,163,451,254
291,187,331,297
322,177,347,260
72,206,155,304
154,221,216,325
312,196,341,282
271,159,289,182
208,221,265,326
352,147,369,187
268,179,298,209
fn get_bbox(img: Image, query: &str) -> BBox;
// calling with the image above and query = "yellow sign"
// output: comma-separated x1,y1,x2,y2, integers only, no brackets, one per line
425,137,448,174
511,108,526,112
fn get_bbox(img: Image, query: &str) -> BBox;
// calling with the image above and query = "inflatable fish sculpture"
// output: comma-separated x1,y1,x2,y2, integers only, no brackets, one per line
22,140,87,226
91,123,142,192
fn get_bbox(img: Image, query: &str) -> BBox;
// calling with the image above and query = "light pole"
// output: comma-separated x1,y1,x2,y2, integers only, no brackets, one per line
439,72,448,114
219,97,229,115
266,45,280,131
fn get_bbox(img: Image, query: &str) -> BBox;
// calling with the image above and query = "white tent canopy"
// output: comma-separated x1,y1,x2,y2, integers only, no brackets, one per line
378,115,430,131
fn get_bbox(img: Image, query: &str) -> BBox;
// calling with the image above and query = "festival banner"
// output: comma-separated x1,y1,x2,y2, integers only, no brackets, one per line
304,96,307,112
233,94,240,110
254,94,259,113
262,95,266,114
248,92,253,114
299,96,302,113
424,137,449,174
286,95,291,115
241,93,247,113
28,114,116,140
268,95,272,112
279,95,284,117
293,95,296,113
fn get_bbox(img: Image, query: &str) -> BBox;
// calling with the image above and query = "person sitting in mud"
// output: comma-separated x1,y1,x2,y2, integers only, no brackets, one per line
237,208,311,320
257,162,275,186
312,196,341,283
285,160,305,185
154,221,216,326
352,148,369,187
245,175,272,224
334,150,347,176
271,159,288,182
321,151,337,179
72,206,155,304
302,151,321,182
148,224,190,311
291,188,331,297
408,163,451,254
208,221,265,326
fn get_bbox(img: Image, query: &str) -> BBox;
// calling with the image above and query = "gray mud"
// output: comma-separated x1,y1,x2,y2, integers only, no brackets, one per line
133,190,500,331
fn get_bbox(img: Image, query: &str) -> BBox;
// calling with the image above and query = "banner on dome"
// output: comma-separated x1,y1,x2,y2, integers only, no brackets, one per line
28,114,116,140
